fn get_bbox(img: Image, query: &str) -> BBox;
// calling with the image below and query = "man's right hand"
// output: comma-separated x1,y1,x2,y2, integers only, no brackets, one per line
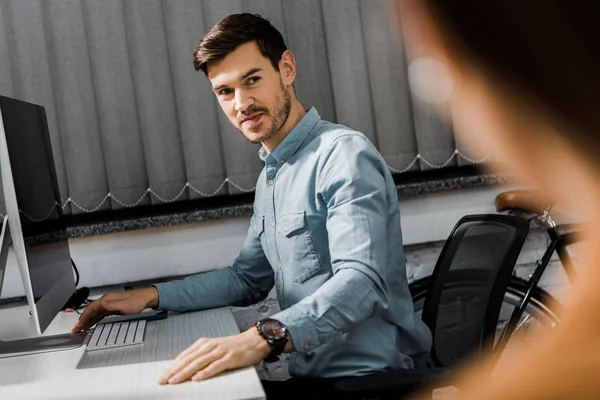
70,287,159,334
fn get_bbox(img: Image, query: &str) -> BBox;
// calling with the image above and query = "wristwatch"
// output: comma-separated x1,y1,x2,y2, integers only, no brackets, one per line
255,318,288,363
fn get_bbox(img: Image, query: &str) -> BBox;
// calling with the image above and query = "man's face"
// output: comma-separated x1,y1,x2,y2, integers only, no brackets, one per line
207,42,292,144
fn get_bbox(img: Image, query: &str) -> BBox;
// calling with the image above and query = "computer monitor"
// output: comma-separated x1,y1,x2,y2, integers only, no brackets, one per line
0,95,86,357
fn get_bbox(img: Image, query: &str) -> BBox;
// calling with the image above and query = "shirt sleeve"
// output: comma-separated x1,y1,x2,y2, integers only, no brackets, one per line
272,134,393,352
153,213,275,312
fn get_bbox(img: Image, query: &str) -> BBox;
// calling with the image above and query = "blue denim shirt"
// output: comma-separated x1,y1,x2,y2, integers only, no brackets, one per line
155,108,432,378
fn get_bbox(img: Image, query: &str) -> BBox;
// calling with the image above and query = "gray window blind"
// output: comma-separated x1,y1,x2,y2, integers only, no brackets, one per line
0,0,489,219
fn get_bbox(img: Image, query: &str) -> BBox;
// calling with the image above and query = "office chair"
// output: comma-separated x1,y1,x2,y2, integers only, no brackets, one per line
334,214,530,399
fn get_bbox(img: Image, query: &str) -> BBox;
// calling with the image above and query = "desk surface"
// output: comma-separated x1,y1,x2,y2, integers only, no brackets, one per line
0,304,265,400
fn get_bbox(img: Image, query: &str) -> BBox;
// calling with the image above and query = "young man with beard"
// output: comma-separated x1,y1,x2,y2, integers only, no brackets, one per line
73,13,431,398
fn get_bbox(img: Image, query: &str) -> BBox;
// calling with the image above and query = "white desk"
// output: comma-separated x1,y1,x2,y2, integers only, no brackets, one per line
0,304,265,400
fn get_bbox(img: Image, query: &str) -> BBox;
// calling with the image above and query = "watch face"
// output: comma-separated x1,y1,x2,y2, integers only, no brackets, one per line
262,320,286,340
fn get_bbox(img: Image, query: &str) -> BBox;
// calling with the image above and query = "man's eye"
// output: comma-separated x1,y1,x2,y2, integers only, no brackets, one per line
219,88,233,96
247,76,260,85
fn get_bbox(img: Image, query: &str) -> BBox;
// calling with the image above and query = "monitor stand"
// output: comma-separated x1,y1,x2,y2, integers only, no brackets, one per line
0,216,87,359
0,333,87,359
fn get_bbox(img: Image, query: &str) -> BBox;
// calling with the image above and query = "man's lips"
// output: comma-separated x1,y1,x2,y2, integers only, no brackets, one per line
241,113,264,124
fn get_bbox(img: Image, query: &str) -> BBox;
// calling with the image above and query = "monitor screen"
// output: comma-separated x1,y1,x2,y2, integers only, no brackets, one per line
0,95,72,305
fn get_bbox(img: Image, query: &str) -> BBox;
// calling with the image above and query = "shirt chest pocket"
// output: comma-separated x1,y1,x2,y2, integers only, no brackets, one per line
276,212,322,284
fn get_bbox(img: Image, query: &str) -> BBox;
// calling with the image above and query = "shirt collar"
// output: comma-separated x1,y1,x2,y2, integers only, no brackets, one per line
258,107,321,162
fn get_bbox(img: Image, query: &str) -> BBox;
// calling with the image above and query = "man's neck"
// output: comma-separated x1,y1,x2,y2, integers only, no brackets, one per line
261,100,306,154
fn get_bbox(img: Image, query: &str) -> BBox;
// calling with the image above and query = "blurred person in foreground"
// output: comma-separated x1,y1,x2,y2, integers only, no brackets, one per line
398,1,600,399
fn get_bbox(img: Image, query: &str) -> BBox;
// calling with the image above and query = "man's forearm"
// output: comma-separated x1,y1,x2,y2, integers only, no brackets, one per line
153,265,273,312
272,265,386,352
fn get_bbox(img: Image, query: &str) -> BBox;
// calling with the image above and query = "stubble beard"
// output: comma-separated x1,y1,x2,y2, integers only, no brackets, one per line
239,84,292,144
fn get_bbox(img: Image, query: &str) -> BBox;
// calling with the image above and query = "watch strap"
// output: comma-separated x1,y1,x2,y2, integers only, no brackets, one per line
264,340,286,363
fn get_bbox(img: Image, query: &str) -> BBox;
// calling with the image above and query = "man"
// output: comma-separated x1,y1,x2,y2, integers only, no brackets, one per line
72,13,431,397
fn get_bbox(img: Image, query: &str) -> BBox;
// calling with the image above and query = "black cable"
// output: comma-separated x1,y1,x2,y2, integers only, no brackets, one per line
71,258,80,287
59,259,91,311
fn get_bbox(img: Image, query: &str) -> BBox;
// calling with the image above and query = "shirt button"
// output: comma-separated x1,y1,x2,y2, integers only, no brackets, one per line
268,179,274,185
271,220,275,227
304,343,311,351
283,226,288,232
279,159,285,164
277,263,281,270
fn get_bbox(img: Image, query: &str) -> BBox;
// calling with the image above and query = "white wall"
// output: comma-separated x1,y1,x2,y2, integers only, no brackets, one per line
1,187,513,299
399,186,513,245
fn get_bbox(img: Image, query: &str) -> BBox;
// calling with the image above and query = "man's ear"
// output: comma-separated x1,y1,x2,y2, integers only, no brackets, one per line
279,50,296,86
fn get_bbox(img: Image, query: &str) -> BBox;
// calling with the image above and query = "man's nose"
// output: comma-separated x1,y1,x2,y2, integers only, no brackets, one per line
234,90,254,113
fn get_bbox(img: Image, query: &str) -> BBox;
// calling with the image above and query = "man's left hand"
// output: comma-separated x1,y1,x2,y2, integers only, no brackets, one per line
158,326,271,385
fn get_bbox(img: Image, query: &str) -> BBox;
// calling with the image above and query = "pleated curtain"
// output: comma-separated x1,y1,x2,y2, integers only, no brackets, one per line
0,0,488,218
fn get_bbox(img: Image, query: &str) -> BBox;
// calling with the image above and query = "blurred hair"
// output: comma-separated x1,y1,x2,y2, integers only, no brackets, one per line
421,1,600,161
193,13,288,74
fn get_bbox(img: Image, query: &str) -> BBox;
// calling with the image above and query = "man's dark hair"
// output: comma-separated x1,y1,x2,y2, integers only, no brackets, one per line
193,13,288,74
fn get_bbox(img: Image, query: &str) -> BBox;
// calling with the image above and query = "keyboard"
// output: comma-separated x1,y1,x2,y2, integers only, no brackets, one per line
86,319,146,351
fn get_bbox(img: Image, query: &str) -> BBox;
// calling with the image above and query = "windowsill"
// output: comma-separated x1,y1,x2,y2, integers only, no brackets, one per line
58,167,512,240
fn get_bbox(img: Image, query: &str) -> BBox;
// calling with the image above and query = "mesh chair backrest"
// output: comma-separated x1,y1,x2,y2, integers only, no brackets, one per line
421,215,529,370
